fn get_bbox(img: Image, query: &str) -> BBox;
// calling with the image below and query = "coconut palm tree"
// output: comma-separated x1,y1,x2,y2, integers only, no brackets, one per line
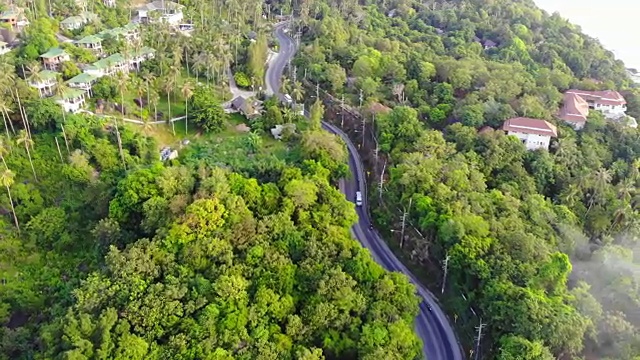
26,62,45,97
1,168,19,232
115,71,130,119
181,81,194,134
281,76,291,95
54,77,71,123
16,130,37,182
141,70,156,114
0,99,14,137
149,90,160,122
292,80,304,104
162,75,176,135
0,137,10,169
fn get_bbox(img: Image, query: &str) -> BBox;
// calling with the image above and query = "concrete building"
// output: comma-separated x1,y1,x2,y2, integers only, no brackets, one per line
55,88,86,113
137,1,185,25
76,35,103,53
67,73,98,96
502,117,557,151
29,70,58,97
559,92,590,130
40,47,70,70
565,89,627,118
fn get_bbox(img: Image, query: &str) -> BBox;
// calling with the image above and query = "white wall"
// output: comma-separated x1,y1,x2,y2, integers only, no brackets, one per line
507,131,551,151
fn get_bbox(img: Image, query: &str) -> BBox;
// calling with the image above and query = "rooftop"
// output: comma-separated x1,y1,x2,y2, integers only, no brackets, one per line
54,88,85,101
132,46,155,56
139,0,185,11
566,89,626,106
76,35,103,44
38,70,60,80
67,72,98,84
502,117,558,138
559,93,589,124
40,47,67,58
60,16,84,25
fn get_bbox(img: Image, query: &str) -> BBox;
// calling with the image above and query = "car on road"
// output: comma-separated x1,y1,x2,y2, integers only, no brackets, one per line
355,191,363,206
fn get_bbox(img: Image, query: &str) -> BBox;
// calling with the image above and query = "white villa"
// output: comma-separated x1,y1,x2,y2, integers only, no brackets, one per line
40,47,70,70
67,73,98,96
502,117,557,151
85,53,128,77
55,88,86,113
29,70,58,97
138,1,185,25
129,46,155,70
60,12,97,31
566,89,627,118
76,34,103,53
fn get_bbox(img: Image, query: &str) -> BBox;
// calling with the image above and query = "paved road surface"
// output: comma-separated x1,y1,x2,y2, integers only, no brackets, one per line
267,21,465,360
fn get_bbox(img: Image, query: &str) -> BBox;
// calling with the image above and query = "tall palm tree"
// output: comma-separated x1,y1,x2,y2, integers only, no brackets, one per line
26,62,44,97
181,81,194,134
0,99,14,137
1,168,19,232
16,130,37,182
133,77,145,117
115,71,130,119
149,90,160,122
292,80,304,104
141,70,156,114
162,75,176,135
281,76,291,95
0,137,10,169
54,77,71,123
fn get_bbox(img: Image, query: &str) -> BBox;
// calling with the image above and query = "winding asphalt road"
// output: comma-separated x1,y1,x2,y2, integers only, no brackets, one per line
267,21,464,360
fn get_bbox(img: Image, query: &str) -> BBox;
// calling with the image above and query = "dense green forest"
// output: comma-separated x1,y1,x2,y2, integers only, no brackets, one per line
280,0,640,359
0,0,425,359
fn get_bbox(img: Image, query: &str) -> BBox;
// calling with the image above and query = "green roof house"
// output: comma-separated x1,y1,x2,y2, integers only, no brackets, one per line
60,11,97,30
40,47,70,70
54,88,86,113
76,34,103,52
129,46,155,70
28,70,59,97
1,5,29,31
67,73,98,94
85,53,128,77
97,23,139,43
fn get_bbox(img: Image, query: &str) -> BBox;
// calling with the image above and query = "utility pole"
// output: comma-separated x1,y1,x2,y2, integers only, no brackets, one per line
441,253,450,294
359,88,363,109
378,159,386,201
474,320,486,360
400,197,412,248
316,82,319,99
361,116,366,148
341,94,345,128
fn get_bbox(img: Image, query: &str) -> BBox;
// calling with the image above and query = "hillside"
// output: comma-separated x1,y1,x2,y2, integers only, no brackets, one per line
274,0,640,358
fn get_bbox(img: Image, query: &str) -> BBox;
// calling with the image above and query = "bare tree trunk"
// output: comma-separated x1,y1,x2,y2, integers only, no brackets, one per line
25,144,37,181
6,185,19,232
55,137,64,163
61,124,70,153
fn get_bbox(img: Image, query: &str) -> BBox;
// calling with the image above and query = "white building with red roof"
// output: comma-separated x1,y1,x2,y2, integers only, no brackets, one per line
559,92,590,130
565,89,627,117
502,117,557,151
